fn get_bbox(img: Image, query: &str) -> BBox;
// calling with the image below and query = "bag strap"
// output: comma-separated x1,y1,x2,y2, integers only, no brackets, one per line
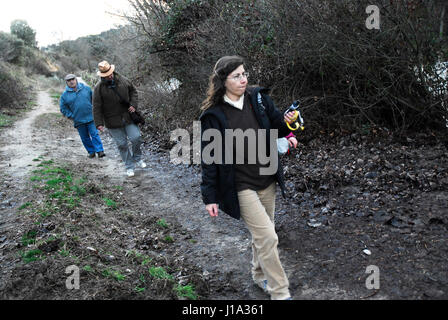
257,92,266,112
109,85,130,108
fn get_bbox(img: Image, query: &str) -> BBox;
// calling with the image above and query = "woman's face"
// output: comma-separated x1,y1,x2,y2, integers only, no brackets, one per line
224,64,248,99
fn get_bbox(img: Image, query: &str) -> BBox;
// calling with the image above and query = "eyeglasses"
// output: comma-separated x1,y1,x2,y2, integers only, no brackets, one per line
66,78,76,82
228,72,249,81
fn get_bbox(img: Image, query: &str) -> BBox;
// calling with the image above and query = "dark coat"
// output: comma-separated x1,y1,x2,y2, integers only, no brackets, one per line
92,73,139,129
199,87,291,220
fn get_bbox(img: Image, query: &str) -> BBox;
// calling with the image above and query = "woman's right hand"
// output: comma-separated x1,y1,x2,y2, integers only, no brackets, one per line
284,111,297,124
206,204,219,217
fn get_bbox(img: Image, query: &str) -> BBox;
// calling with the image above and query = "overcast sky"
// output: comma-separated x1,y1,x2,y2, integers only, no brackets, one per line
0,0,131,47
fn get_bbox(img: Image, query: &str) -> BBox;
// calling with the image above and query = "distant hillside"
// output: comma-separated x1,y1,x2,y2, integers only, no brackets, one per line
43,25,141,83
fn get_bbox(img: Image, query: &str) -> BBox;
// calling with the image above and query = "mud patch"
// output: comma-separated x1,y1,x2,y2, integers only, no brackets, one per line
275,131,448,299
1,89,447,300
0,157,209,300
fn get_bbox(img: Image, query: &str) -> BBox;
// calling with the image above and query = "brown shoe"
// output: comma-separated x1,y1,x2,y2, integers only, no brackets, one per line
88,153,96,158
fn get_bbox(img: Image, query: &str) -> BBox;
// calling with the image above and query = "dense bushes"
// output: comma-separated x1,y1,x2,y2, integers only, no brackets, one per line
0,61,29,109
127,0,448,136
10,19,37,48
0,32,25,64
0,31,29,110
0,21,54,111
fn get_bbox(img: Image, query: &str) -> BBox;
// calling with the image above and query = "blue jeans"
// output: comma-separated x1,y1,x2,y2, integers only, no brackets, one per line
77,121,104,154
108,124,143,170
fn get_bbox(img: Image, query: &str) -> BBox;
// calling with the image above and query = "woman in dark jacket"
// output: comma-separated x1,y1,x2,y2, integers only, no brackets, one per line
200,56,297,300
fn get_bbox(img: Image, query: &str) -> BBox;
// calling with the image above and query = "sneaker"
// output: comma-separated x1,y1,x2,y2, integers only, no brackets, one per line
137,160,147,168
126,169,135,177
88,153,96,158
255,279,268,293
97,151,106,158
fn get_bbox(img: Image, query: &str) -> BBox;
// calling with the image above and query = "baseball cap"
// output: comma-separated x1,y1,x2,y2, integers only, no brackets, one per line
65,74,77,81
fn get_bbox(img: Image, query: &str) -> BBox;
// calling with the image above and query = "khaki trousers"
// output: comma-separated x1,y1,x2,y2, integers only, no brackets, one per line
237,182,290,300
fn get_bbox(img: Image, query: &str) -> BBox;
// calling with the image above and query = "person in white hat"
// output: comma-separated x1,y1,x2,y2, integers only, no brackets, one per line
60,74,105,158
92,61,146,177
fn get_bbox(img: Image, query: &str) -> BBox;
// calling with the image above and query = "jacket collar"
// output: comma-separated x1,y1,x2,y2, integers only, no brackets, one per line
200,87,270,119
66,82,84,92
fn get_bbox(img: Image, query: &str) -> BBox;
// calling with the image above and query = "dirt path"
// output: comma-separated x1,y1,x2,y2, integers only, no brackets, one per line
1,89,447,300
0,89,272,300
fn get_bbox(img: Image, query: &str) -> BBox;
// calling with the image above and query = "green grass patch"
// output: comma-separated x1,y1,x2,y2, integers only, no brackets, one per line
58,249,70,257
134,286,145,293
126,250,153,266
50,93,61,104
0,113,13,127
148,266,173,280
174,283,198,300
102,269,126,281
29,160,89,215
21,230,37,246
27,100,37,107
46,176,71,187
103,198,118,209
135,274,147,292
83,265,93,272
37,209,53,218
18,202,33,210
39,160,54,166
157,218,169,229
21,249,44,263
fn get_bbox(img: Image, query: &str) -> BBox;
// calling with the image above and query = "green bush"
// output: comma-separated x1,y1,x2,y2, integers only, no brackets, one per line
0,61,29,109
10,19,37,48
0,31,25,63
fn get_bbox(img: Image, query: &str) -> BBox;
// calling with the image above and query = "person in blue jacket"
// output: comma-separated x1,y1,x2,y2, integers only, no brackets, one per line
60,74,105,158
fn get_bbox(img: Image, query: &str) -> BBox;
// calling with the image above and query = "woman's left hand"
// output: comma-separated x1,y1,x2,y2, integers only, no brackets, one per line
129,106,136,113
288,137,298,149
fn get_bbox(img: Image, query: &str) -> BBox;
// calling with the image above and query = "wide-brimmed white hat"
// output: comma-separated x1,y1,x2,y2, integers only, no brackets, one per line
97,61,115,77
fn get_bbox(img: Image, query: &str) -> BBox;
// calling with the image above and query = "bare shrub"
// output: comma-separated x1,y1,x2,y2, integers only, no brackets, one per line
263,0,448,132
126,0,448,138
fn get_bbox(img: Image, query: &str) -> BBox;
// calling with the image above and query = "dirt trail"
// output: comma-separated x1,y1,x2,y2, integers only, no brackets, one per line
0,89,272,300
1,89,447,300
0,92,55,177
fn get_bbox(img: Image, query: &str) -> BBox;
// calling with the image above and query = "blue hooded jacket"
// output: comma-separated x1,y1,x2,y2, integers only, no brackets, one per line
60,82,94,128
